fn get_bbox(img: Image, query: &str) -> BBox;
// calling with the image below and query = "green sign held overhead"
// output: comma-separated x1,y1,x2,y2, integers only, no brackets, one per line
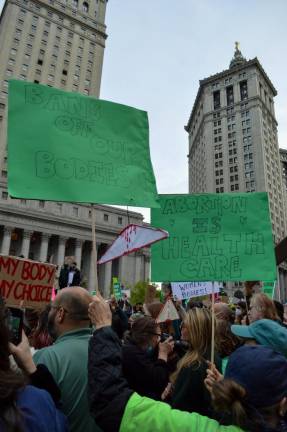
8,80,159,208
151,193,276,282
113,283,122,301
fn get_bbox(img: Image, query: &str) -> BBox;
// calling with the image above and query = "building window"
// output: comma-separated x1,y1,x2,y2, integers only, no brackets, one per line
73,206,78,216
11,48,17,55
226,86,234,106
37,59,43,66
82,1,89,12
72,0,78,8
118,217,123,225
2,170,7,178
213,90,220,110
2,191,8,200
62,69,68,76
240,80,248,101
56,203,62,212
104,214,109,222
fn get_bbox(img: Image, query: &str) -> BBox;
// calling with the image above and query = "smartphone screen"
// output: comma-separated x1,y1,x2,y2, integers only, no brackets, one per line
7,307,23,345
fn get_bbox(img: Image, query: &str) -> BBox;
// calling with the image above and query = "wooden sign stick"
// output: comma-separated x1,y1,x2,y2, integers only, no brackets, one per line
91,204,101,297
211,281,215,365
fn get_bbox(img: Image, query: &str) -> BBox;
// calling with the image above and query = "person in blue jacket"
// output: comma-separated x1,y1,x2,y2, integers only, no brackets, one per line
0,300,68,432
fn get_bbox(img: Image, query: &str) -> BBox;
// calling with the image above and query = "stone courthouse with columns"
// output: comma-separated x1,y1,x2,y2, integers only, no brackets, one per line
0,0,150,297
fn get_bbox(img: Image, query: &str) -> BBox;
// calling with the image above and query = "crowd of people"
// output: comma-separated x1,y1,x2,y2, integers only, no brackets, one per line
1,281,287,432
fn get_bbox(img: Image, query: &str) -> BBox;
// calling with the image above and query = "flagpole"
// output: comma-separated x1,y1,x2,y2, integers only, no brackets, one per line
91,204,99,296
211,280,215,364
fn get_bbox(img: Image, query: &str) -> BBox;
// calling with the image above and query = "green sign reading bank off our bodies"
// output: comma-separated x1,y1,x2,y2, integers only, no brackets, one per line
8,80,159,207
151,193,276,282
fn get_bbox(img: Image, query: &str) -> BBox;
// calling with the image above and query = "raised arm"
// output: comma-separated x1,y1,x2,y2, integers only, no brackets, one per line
88,298,133,432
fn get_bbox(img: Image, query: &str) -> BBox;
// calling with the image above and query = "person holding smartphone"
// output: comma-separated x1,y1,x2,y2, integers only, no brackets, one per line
0,299,68,432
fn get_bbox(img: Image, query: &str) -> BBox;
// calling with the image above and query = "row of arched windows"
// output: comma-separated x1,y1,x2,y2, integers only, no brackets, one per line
72,0,90,13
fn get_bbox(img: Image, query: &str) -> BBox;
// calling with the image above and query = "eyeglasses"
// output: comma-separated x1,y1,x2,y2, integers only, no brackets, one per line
50,304,68,313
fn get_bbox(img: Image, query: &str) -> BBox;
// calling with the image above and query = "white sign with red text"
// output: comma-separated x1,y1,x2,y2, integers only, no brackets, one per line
98,224,168,264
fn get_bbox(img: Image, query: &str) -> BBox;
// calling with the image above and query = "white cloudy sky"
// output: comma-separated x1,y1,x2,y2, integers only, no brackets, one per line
1,0,287,221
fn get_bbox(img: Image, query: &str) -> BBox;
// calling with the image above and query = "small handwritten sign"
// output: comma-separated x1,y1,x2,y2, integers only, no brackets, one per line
0,255,56,309
171,281,221,300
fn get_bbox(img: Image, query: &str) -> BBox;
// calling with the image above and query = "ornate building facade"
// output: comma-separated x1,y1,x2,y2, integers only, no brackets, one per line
185,44,287,299
0,0,150,296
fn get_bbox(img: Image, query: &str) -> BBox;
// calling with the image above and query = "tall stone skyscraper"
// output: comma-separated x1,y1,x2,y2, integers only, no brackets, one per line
0,0,150,295
185,43,286,246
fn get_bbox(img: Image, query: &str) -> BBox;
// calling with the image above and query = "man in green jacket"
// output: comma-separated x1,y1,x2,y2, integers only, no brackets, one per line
34,287,101,432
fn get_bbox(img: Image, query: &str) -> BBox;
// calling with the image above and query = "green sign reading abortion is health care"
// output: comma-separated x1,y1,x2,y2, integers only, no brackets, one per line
151,193,276,282
8,80,159,207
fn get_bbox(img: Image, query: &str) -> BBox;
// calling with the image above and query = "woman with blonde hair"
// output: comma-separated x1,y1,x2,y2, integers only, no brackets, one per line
169,307,221,415
249,293,279,323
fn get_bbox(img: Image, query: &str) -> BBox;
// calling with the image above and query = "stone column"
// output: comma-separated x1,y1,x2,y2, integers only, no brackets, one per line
20,230,32,258
103,261,112,299
234,83,241,105
39,233,50,262
119,255,128,283
102,261,112,298
1,226,13,255
88,244,97,293
57,236,68,268
74,239,83,269
134,251,143,283
144,255,151,281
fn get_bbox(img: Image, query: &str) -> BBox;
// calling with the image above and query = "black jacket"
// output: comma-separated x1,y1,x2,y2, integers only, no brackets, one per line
171,354,222,416
88,327,132,432
59,265,81,289
122,341,169,400
29,364,61,407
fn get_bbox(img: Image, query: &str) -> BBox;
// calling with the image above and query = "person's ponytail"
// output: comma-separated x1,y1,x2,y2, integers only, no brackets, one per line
212,379,248,428
212,379,277,432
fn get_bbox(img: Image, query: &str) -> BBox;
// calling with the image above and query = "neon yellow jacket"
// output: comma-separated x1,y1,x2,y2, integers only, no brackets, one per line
120,393,243,432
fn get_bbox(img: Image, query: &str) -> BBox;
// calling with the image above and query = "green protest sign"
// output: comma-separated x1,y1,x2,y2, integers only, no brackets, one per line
8,80,159,207
113,283,122,300
151,193,276,282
